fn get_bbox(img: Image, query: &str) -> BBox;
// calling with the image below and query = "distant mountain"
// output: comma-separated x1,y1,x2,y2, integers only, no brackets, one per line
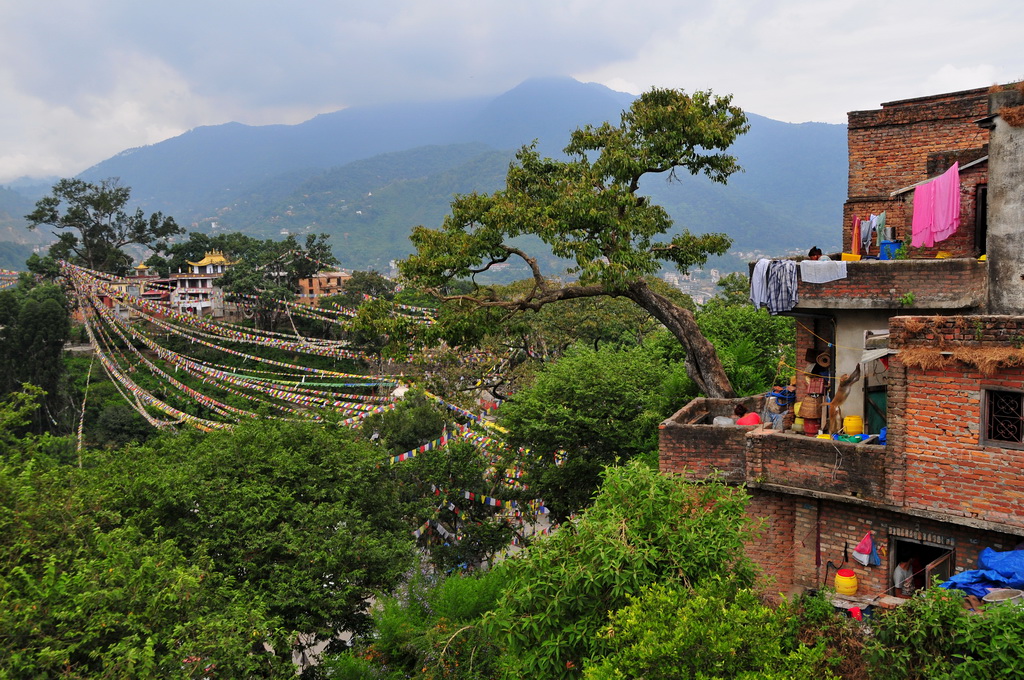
7,77,846,273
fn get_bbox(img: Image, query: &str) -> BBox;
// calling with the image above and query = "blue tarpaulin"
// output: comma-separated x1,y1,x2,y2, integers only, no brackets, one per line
939,548,1024,598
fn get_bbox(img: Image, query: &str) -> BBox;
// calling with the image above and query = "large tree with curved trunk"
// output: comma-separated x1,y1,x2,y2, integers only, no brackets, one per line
400,87,748,398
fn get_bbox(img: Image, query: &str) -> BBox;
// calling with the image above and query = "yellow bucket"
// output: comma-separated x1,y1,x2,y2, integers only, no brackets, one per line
835,568,858,595
841,253,862,262
844,416,864,436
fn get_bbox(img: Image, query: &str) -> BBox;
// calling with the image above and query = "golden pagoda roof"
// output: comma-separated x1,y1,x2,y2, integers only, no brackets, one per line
187,250,236,267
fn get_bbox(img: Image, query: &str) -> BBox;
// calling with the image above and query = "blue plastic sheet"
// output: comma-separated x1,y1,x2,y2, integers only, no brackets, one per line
939,548,1024,598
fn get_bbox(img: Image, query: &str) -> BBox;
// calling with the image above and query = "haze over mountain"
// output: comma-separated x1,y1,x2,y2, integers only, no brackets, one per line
1,77,846,274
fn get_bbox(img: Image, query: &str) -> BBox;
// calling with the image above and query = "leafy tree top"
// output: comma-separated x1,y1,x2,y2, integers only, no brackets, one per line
26,178,183,275
399,88,749,398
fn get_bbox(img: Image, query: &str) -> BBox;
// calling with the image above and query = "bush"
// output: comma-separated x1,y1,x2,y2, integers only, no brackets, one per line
586,579,833,680
865,586,1024,679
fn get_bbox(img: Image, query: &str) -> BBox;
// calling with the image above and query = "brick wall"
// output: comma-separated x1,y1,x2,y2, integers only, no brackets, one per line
755,435,887,501
745,490,797,590
659,397,762,483
796,254,987,312
844,87,991,257
744,489,1023,595
889,315,1024,530
661,402,888,501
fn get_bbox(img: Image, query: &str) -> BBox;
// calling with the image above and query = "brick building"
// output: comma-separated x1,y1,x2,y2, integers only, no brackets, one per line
660,84,1024,599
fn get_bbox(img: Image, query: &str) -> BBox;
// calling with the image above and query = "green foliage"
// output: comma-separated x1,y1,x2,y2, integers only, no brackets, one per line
26,178,183,274
187,231,339,331
714,271,751,306
484,461,758,679
399,88,748,398
331,565,509,680
0,445,292,678
585,579,833,680
364,389,447,454
696,297,795,395
363,391,518,571
94,418,415,645
0,282,71,432
334,270,398,307
498,343,674,518
865,586,1024,679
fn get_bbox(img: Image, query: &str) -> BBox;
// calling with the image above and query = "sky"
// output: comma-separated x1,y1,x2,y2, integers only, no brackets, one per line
1,0,1021,185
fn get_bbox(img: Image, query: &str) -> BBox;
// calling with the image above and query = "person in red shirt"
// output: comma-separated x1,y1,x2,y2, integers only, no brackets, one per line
734,404,761,426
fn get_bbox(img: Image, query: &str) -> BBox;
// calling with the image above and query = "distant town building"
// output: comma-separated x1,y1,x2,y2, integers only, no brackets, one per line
297,271,352,303
171,250,235,317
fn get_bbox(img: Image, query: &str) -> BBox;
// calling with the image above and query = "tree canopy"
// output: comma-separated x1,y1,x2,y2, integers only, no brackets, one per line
93,418,414,648
399,88,749,398
155,230,339,330
26,178,183,275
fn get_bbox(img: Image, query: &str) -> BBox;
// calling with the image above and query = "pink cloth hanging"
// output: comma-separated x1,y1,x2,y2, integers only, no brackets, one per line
911,162,960,248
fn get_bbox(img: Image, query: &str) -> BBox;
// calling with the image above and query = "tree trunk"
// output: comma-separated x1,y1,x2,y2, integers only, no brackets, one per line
625,280,736,399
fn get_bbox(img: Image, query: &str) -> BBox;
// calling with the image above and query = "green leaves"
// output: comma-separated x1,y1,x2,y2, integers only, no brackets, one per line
399,87,747,398
94,418,415,643
865,586,1024,679
485,461,759,679
498,343,677,518
26,178,183,275
0,449,293,678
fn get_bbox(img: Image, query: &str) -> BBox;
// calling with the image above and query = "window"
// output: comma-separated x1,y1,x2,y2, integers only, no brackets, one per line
984,389,1024,446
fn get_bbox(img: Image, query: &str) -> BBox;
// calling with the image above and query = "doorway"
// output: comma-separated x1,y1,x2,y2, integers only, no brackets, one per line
891,539,955,594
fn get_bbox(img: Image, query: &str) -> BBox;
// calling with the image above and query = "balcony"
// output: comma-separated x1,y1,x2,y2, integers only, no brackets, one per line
793,257,986,312
660,398,888,502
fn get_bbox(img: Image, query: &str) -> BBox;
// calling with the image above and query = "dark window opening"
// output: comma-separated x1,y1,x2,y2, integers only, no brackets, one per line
975,184,988,256
986,389,1024,445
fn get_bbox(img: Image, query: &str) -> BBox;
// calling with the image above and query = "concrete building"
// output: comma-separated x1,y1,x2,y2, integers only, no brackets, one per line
659,84,1024,601
170,250,234,317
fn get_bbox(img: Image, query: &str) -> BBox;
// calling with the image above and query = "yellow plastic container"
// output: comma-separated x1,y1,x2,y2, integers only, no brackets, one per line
835,568,858,595
841,253,862,261
936,251,952,259
844,416,864,436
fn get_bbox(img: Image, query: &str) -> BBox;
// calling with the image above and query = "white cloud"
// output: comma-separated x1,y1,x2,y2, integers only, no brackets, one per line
0,0,1022,182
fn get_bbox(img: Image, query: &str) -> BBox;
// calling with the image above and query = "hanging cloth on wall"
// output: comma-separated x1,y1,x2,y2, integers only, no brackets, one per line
749,258,771,309
911,162,960,248
800,259,847,283
765,260,798,315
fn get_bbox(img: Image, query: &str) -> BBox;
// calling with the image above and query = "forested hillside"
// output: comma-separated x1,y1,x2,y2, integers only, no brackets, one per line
1,78,845,273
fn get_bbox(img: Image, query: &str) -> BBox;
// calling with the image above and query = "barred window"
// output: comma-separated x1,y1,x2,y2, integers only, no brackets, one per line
985,390,1024,445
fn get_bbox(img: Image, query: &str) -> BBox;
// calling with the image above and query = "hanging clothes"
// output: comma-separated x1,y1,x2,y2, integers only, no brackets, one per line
851,217,861,256
911,163,960,248
749,258,771,310
765,260,798,314
860,214,884,253
800,259,847,284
